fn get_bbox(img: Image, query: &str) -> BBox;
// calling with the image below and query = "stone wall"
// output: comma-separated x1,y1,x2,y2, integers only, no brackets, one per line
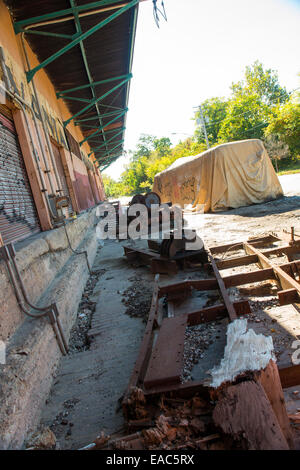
0,209,97,341
0,208,100,449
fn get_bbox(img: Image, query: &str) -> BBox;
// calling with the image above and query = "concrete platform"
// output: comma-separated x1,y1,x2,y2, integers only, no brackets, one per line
39,240,153,449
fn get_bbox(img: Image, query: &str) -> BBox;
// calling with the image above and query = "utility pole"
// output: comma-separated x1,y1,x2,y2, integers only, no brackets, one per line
197,105,210,149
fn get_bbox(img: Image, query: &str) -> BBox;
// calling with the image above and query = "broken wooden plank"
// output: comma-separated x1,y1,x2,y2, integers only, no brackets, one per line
151,258,178,275
279,363,300,389
123,246,160,264
209,234,279,255
215,253,258,270
223,267,276,288
186,300,251,326
144,315,188,389
213,380,289,450
208,252,237,321
158,278,218,296
244,242,300,297
123,275,160,408
256,359,294,448
159,268,276,296
278,288,299,305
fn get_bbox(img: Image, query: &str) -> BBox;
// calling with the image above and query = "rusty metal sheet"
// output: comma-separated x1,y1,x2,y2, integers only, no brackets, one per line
144,315,188,390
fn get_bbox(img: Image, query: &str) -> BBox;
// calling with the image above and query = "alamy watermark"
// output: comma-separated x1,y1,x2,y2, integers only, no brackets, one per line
0,340,6,365
95,202,205,250
291,340,300,365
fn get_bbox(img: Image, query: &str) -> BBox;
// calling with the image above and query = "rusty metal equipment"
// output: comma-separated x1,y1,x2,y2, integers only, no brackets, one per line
123,229,300,418
129,192,161,207
124,229,208,274
48,195,71,226
119,192,175,239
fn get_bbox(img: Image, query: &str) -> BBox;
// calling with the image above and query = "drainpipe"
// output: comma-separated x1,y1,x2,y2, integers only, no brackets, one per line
1,243,68,355
63,219,92,274
20,33,63,195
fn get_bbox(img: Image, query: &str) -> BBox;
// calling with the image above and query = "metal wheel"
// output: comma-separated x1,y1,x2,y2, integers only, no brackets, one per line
144,192,161,208
130,194,146,205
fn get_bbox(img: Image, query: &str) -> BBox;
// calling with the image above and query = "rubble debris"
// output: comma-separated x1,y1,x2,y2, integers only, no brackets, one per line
68,266,106,353
94,392,219,450
181,322,216,382
25,427,56,450
123,387,148,420
48,398,80,440
122,276,152,322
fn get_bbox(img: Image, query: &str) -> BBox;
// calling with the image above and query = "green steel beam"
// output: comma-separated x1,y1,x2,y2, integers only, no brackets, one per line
101,156,120,170
24,1,139,82
57,73,131,98
97,148,122,158
68,0,110,156
88,128,125,155
94,141,124,158
74,110,126,125
22,29,75,40
14,1,133,33
96,103,124,111
98,151,121,161
60,95,91,103
79,108,127,145
95,140,124,157
91,139,124,156
87,126,125,140
74,115,100,124
74,110,123,124
63,79,130,127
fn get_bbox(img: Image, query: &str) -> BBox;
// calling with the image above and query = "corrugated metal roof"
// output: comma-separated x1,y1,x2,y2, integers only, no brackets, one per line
5,0,139,169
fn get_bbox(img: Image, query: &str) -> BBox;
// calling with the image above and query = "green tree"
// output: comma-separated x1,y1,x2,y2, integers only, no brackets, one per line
195,62,291,145
102,175,125,198
217,62,290,142
218,93,270,142
231,60,289,105
194,97,228,145
265,95,300,157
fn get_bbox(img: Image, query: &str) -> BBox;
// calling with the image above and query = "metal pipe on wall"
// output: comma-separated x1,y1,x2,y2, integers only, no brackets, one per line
1,244,67,355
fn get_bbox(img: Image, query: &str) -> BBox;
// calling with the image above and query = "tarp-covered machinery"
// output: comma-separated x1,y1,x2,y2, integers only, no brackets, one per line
153,139,283,212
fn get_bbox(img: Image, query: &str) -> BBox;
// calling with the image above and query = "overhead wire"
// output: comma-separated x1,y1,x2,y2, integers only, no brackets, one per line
152,0,167,28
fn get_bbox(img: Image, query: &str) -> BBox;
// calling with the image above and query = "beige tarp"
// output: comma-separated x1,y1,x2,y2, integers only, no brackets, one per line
152,139,283,212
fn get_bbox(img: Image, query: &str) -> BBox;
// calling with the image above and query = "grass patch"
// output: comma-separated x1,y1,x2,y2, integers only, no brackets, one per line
272,156,300,175
277,168,300,176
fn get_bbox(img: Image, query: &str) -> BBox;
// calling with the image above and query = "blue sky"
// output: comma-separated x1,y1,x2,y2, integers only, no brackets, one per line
104,0,300,179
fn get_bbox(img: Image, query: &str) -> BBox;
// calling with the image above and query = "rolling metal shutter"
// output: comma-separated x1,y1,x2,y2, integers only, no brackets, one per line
0,106,41,244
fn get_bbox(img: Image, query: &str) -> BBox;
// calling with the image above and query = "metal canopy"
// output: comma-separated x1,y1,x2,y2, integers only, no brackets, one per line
8,0,139,167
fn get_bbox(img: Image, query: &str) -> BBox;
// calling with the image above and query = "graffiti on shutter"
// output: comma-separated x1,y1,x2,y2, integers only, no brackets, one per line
0,109,41,244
